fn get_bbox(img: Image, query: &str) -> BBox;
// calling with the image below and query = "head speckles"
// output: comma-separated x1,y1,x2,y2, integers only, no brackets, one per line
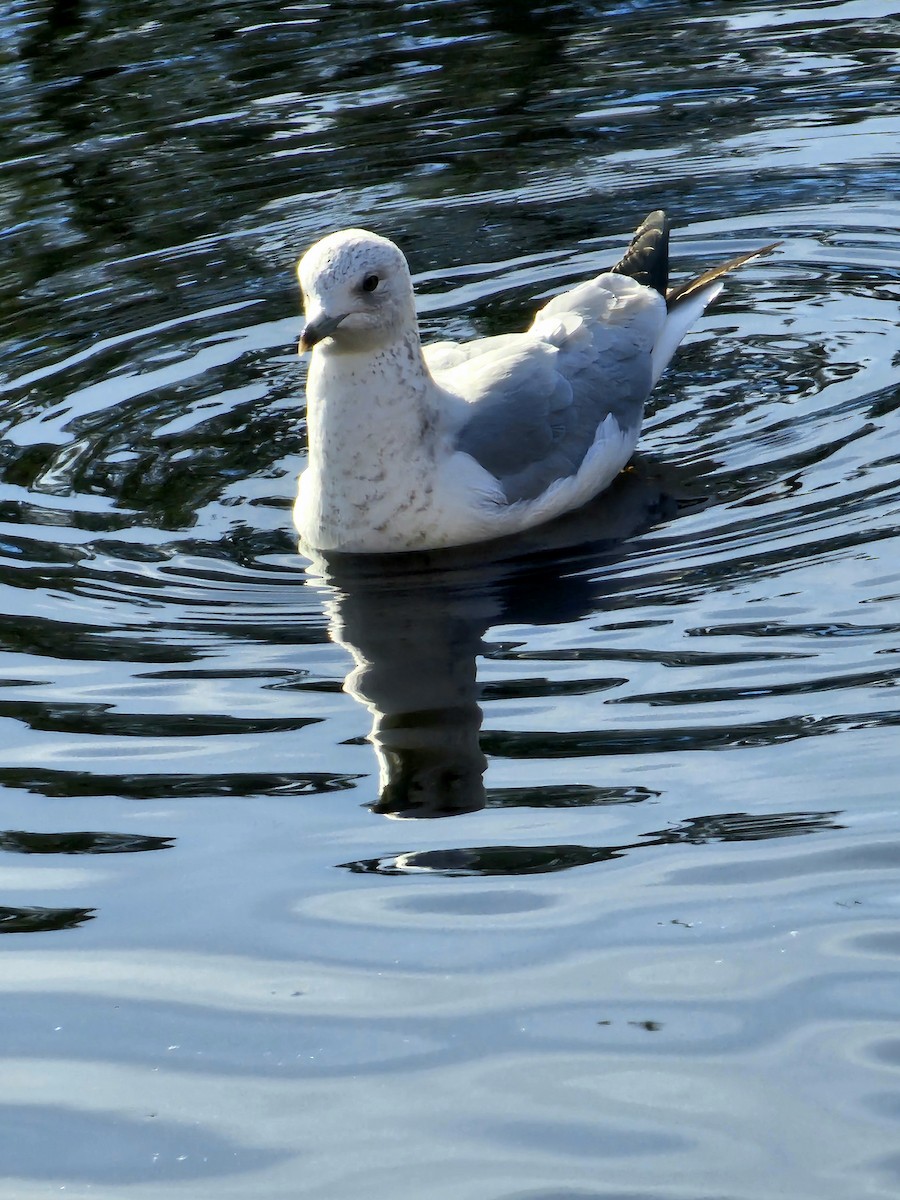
299,229,408,296
297,229,418,354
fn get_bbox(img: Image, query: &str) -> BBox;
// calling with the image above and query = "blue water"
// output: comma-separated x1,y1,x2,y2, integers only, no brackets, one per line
1,1,900,1197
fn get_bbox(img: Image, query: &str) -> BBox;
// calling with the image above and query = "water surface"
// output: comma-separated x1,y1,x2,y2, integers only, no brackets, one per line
2,2,900,1197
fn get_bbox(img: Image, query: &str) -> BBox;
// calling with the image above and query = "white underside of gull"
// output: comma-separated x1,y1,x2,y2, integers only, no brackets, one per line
296,409,635,554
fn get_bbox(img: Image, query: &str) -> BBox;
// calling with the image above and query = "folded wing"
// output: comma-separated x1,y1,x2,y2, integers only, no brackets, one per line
430,273,665,503
425,210,777,510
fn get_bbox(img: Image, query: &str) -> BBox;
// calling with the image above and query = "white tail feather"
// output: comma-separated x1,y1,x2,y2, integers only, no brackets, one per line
650,280,723,387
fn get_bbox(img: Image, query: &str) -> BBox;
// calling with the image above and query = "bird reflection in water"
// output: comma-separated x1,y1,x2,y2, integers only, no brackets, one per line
305,459,685,819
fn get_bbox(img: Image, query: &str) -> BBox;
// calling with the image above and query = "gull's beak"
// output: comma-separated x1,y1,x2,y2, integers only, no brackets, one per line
299,312,346,353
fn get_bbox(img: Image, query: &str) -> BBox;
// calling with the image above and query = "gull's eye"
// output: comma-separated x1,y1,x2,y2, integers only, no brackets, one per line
361,273,380,293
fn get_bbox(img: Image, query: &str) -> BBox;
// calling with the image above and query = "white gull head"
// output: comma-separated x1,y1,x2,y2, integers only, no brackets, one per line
297,228,418,356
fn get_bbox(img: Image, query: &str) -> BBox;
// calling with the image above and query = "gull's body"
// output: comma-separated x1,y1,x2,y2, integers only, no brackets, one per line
294,212,774,554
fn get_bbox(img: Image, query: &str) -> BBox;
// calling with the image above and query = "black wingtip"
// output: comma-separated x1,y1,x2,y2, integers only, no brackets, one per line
610,210,670,298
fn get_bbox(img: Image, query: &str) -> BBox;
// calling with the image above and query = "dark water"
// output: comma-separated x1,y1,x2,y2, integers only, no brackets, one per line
2,1,900,1196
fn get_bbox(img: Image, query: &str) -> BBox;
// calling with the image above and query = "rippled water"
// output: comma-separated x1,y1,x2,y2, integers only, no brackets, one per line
2,1,900,1196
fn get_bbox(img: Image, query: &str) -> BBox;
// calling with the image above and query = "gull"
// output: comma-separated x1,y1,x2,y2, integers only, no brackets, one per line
294,211,776,553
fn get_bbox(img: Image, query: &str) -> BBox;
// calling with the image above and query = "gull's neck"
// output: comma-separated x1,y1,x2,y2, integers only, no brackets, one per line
307,330,437,468
301,330,442,550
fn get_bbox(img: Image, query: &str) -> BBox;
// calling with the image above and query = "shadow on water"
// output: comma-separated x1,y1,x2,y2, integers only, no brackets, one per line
0,830,173,854
339,809,843,877
0,905,96,934
310,458,686,820
307,458,845,867
0,829,172,934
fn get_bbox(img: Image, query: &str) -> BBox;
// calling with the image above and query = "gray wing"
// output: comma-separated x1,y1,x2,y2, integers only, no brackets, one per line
432,274,664,504
423,334,526,373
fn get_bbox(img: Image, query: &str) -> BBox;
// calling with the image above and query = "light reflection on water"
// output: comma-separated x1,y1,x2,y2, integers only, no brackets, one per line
1,0,899,1197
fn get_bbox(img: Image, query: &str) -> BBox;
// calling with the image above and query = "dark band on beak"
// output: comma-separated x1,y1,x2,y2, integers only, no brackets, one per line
299,313,346,352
